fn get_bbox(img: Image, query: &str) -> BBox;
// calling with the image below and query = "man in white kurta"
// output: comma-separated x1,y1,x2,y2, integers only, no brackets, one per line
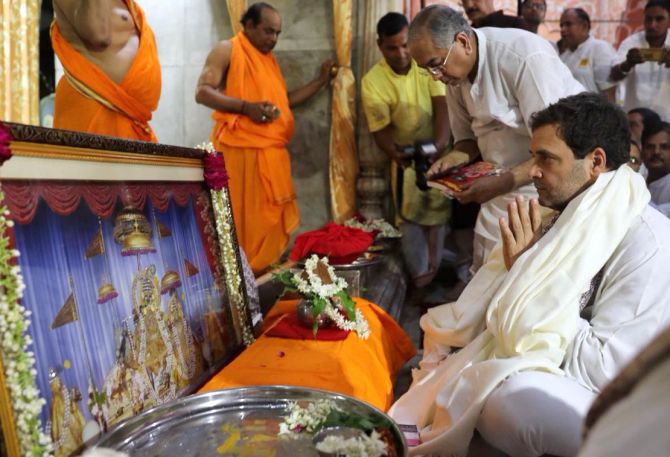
610,0,670,121
389,90,670,457
641,121,670,217
559,9,617,97
408,5,584,271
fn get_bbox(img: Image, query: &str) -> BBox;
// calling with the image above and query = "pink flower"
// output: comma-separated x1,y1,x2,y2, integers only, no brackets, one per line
203,152,229,190
0,122,13,166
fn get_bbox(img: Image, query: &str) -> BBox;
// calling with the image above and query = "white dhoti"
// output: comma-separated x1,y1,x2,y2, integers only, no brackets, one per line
389,167,650,457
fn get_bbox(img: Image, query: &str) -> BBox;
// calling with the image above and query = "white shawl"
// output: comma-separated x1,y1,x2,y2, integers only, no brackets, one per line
389,166,650,456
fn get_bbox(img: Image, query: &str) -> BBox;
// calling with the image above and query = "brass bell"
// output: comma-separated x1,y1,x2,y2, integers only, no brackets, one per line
97,282,118,304
160,270,182,295
121,224,155,256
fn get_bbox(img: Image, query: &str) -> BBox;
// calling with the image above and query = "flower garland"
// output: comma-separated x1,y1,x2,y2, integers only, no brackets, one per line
279,399,387,457
0,189,51,455
197,141,254,346
343,217,401,238
291,255,348,300
315,430,387,457
276,255,370,339
279,399,339,434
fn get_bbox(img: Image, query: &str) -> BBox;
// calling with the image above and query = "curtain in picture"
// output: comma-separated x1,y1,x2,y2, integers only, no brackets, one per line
13,194,227,427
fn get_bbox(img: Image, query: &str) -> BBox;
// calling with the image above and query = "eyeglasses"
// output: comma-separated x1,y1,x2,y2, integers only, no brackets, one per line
427,43,455,77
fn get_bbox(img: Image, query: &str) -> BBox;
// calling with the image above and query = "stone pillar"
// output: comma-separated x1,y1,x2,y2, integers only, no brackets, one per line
354,0,402,220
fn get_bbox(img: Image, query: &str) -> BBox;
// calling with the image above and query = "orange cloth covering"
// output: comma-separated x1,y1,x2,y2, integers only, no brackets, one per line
199,298,416,411
211,32,298,273
51,0,161,142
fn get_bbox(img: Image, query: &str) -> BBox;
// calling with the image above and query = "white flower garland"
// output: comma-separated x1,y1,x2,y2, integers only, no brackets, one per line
315,429,387,457
324,306,370,340
288,255,370,339
292,255,348,300
279,399,339,434
0,197,51,455
343,217,401,238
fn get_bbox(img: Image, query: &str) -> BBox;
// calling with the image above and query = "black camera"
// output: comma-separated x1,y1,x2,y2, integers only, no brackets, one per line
399,141,439,191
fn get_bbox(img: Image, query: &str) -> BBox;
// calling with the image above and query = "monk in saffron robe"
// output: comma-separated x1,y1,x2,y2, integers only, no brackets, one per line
52,0,161,142
195,2,334,273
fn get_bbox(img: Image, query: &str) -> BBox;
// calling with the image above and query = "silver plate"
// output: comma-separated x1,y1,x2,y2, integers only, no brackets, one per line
90,385,408,456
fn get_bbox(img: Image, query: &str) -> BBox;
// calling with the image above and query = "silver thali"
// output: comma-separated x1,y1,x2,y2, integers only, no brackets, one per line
89,385,408,456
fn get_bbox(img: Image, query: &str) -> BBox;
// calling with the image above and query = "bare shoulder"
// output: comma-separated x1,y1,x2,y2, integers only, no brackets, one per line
209,40,233,61
52,0,80,41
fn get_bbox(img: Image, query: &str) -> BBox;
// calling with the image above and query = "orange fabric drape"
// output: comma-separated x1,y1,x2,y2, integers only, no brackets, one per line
329,0,358,223
51,0,161,141
227,0,247,35
211,31,298,273
199,298,416,411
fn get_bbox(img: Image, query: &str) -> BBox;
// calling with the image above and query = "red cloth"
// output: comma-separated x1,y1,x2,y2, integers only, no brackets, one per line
1,181,202,224
289,222,375,264
203,152,229,190
265,313,350,340
0,121,12,165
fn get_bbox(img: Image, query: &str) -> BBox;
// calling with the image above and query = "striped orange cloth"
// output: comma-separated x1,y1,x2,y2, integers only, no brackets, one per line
199,298,416,411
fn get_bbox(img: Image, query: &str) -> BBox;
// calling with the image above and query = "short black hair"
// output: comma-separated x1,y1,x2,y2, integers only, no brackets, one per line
522,0,546,5
530,92,630,170
645,0,670,15
377,12,408,38
566,7,591,30
628,107,662,135
641,120,670,146
240,2,276,27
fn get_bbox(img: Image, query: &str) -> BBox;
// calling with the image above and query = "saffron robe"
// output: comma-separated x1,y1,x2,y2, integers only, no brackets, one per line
51,0,161,142
211,31,298,273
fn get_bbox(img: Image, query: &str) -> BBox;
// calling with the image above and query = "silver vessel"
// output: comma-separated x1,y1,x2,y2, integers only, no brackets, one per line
89,385,408,456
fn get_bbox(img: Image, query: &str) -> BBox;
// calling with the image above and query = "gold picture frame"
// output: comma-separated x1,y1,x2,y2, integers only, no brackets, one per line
0,122,254,457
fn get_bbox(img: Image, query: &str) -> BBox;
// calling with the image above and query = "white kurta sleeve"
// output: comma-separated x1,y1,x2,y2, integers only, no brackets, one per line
446,88,475,144
593,41,618,90
513,51,585,133
562,210,670,392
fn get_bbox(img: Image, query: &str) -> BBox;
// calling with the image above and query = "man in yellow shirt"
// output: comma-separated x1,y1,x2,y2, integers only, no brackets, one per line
362,12,451,290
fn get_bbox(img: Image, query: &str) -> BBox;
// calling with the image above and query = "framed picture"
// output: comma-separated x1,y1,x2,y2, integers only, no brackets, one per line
0,123,255,457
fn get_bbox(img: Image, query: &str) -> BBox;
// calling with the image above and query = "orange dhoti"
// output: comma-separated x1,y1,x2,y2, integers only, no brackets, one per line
212,32,298,273
220,144,299,273
50,0,161,142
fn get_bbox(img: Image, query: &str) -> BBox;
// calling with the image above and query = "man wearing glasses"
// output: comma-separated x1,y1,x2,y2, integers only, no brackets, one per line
409,5,584,272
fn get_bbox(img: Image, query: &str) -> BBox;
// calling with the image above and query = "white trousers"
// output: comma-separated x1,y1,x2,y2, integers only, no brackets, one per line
477,371,596,457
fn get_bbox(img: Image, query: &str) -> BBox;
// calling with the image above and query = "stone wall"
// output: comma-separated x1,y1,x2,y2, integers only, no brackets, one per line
142,0,340,232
